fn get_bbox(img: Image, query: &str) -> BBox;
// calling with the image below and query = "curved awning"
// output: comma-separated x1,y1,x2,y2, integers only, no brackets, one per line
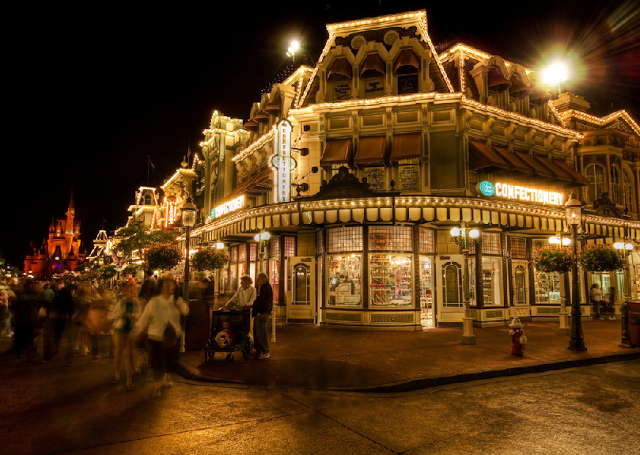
393,49,420,75
390,133,423,163
468,139,511,172
320,138,353,168
529,87,551,102
243,120,259,130
354,136,387,166
253,110,270,122
552,158,590,186
492,145,535,175
513,150,554,179
327,57,352,80
488,67,511,88
360,53,385,77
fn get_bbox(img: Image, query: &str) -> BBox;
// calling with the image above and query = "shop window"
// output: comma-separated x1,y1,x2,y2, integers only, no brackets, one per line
238,244,246,263
419,256,434,327
470,232,501,255
535,271,561,304
284,236,296,257
230,264,238,292
430,131,461,189
419,228,435,254
249,244,256,262
442,262,463,307
230,246,238,264
469,257,502,306
624,170,635,212
370,254,412,307
586,164,606,202
369,225,412,252
327,254,362,307
611,165,621,204
327,227,363,253
270,238,280,259
270,262,279,304
510,238,527,259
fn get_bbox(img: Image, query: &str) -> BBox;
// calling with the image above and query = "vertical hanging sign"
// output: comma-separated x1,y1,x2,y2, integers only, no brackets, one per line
271,120,296,203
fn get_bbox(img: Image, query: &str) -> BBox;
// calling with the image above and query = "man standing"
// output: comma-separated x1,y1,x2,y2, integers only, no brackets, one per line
223,275,256,310
253,273,273,359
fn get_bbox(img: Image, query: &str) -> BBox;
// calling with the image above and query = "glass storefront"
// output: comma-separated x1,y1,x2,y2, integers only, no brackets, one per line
327,254,362,306
419,256,434,327
369,254,412,307
469,257,502,306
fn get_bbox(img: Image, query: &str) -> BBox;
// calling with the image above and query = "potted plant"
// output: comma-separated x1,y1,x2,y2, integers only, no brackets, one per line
578,244,623,272
146,243,183,272
191,248,228,272
532,246,573,273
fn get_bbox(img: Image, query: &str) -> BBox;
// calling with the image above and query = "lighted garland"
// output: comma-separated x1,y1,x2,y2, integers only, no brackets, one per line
578,244,623,272
532,246,573,273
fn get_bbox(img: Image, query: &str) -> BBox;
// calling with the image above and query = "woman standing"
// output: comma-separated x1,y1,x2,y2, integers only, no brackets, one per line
133,278,188,398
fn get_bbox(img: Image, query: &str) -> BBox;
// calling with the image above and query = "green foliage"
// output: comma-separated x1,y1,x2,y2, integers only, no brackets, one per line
74,264,88,273
100,266,117,280
146,244,182,271
532,246,573,273
123,265,141,276
191,248,228,271
113,226,178,261
578,244,624,272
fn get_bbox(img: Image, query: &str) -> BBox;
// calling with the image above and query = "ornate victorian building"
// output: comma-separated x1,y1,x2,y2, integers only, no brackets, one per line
185,10,638,330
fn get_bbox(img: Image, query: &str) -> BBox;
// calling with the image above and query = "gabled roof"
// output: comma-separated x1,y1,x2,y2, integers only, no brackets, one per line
561,110,640,138
297,10,453,108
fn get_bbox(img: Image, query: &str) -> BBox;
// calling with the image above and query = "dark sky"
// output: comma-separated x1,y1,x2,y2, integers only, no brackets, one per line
2,1,639,268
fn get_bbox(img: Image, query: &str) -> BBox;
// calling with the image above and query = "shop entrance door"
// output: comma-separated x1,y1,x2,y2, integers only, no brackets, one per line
286,257,316,322
512,261,528,306
437,255,466,324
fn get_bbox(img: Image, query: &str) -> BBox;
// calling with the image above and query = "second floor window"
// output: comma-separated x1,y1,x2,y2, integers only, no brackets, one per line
586,164,605,202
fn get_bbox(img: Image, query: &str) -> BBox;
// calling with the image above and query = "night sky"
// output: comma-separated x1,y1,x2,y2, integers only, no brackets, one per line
2,1,639,269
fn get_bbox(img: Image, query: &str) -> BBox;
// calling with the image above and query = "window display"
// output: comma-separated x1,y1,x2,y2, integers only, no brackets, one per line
469,257,502,306
369,254,412,307
419,256,434,327
327,254,361,306
535,271,561,303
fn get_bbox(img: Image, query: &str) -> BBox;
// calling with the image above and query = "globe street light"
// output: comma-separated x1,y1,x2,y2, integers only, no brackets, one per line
566,193,586,351
287,39,300,63
542,61,569,96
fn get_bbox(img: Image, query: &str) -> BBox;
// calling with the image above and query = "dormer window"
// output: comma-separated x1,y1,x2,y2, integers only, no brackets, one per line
394,49,420,95
360,53,385,99
487,67,511,110
327,57,352,101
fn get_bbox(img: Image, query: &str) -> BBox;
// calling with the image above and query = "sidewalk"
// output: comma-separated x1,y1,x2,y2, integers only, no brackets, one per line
177,319,640,392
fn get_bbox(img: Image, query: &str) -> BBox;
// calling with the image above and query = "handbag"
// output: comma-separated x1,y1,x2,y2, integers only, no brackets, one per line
163,321,178,348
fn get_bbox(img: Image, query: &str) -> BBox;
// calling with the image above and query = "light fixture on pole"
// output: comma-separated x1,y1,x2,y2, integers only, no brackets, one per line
541,61,569,97
565,192,586,351
254,231,271,264
287,39,300,63
450,223,480,345
614,239,634,347
549,232,572,336
181,196,197,303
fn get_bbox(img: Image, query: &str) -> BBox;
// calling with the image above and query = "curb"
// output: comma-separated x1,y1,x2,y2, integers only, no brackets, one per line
176,350,640,393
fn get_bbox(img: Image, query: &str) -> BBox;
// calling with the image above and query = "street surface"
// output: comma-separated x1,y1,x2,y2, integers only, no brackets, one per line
1,345,639,455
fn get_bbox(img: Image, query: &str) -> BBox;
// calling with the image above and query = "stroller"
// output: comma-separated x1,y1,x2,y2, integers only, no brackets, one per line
202,308,251,363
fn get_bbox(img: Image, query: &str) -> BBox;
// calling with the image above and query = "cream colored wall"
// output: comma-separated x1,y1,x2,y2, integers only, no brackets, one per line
436,230,459,254
296,232,317,256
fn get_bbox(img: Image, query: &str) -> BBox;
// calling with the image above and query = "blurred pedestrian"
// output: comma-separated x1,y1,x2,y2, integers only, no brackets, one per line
0,279,12,337
109,291,140,390
253,272,273,360
604,286,617,321
10,279,41,361
590,283,604,320
50,282,75,364
133,278,188,398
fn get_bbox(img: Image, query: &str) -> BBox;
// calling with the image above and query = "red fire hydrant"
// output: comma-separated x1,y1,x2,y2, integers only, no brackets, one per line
509,317,527,357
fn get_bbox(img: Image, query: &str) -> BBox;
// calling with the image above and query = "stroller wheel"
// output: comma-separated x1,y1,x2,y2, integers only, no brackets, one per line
226,354,234,363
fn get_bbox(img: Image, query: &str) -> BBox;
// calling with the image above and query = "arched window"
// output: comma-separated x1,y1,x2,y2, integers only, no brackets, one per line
624,169,635,212
360,53,385,99
585,164,606,202
611,165,621,204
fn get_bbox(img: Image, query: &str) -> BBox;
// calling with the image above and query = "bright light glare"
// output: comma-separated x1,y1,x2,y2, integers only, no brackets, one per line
562,238,572,246
549,236,560,244
469,229,480,239
542,62,569,85
450,227,461,237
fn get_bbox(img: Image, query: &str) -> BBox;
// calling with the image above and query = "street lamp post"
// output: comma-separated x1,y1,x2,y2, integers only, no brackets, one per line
181,196,197,302
566,193,586,351
450,223,480,345
614,240,634,348
549,234,572,336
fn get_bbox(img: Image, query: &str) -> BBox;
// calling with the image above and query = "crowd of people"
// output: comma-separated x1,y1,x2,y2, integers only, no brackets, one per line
0,270,189,398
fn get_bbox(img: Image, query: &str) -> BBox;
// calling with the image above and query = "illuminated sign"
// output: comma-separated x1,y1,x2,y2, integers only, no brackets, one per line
478,181,495,197
270,120,296,203
212,195,245,220
480,181,564,206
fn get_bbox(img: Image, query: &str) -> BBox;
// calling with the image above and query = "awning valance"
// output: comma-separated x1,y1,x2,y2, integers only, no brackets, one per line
355,136,387,166
390,133,422,163
360,53,385,77
488,67,511,88
513,150,555,179
552,158,590,186
492,145,535,175
532,154,573,183
243,120,259,130
393,49,420,74
529,87,551,102
264,102,281,112
321,138,353,168
468,139,511,172
327,57,353,80
254,110,270,122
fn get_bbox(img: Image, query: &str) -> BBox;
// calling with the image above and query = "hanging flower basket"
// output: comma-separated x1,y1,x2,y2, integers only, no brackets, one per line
578,244,623,272
192,248,228,272
532,246,573,273
146,243,183,272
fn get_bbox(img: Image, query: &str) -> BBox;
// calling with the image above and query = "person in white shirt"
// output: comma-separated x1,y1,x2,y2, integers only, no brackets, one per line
133,278,189,398
223,275,256,310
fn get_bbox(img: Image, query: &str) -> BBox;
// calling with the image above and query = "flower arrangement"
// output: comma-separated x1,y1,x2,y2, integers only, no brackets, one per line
578,244,623,272
532,246,573,273
191,248,228,271
146,243,182,271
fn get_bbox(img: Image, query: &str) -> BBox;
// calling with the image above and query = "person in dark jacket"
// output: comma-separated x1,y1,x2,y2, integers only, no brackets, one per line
50,282,75,364
10,279,40,360
253,272,273,359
